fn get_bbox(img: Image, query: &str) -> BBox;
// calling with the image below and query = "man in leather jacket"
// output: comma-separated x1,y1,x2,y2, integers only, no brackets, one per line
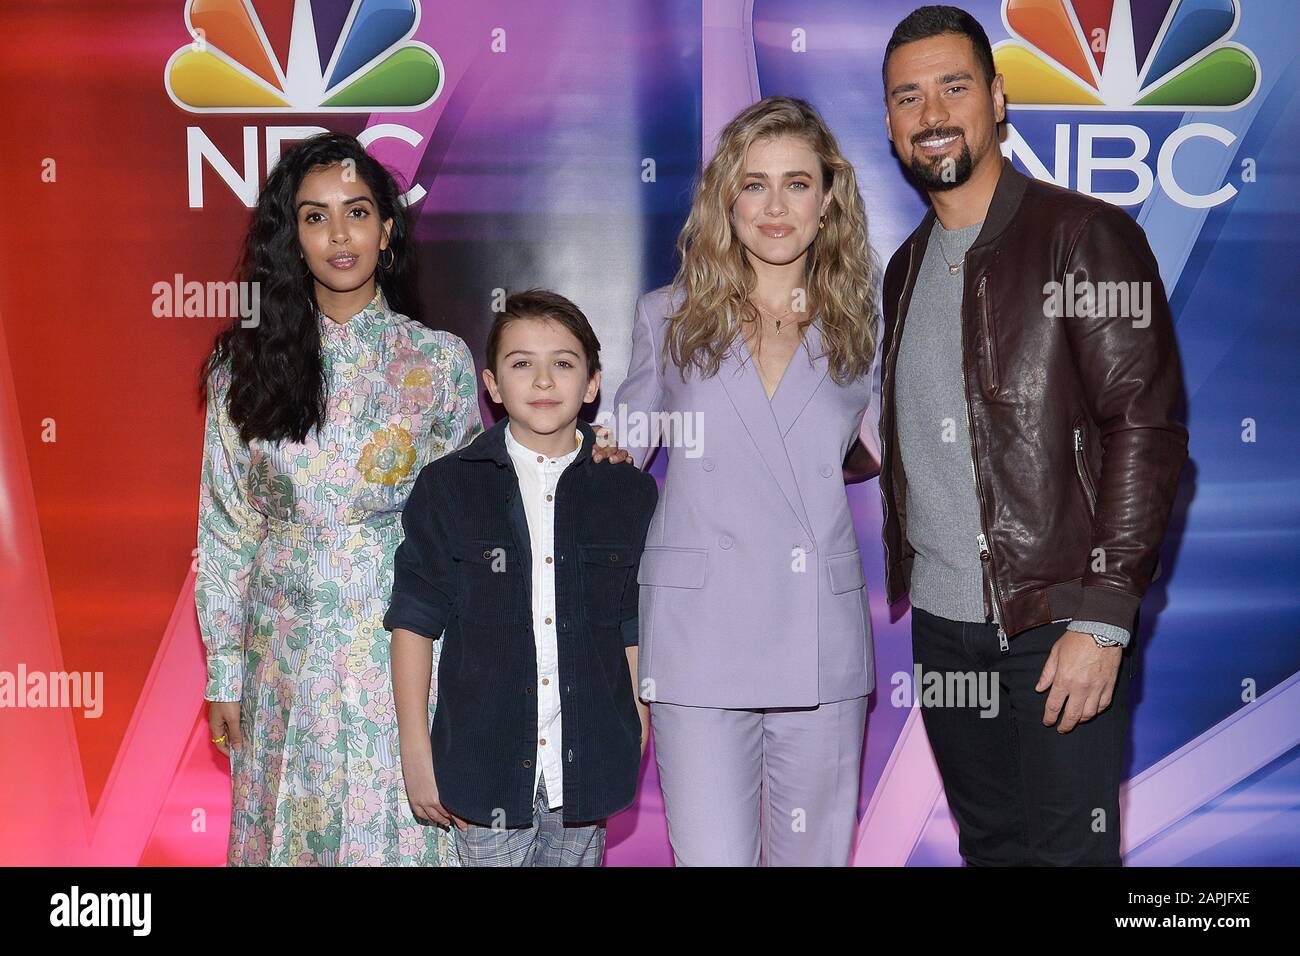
878,6,1187,865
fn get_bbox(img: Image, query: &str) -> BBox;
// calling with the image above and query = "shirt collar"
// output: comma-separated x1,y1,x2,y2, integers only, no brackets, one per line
504,419,583,469
318,286,391,349
460,416,598,469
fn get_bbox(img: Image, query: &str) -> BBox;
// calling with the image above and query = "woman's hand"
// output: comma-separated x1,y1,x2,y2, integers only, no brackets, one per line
403,757,465,830
592,425,633,464
208,700,242,758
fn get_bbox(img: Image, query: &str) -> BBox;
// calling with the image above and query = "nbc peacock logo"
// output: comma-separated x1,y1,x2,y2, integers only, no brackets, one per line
993,0,1259,111
164,0,444,113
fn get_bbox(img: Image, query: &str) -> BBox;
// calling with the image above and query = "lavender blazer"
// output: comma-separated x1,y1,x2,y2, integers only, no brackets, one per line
608,286,880,709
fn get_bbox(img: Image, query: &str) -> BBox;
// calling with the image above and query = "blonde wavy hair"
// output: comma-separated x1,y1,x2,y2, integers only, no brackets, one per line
666,96,879,385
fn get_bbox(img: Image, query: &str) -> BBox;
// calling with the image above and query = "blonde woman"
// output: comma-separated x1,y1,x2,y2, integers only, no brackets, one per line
610,96,881,865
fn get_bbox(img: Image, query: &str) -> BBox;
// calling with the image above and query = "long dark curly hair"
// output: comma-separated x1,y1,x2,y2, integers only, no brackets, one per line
200,132,420,444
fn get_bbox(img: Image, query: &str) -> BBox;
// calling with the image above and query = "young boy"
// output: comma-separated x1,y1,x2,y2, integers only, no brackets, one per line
384,289,658,866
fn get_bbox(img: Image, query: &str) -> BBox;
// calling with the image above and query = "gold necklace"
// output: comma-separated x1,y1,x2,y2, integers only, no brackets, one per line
752,299,795,335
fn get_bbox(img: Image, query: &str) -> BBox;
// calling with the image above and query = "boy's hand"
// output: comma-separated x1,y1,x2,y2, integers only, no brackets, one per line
403,756,466,829
592,425,633,464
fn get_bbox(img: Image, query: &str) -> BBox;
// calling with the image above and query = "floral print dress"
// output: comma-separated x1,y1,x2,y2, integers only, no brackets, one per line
196,288,482,866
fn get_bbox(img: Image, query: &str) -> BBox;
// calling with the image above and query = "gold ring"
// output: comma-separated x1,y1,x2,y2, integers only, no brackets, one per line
211,735,227,744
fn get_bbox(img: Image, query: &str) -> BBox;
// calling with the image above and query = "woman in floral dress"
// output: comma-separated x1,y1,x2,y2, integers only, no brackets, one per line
196,133,482,866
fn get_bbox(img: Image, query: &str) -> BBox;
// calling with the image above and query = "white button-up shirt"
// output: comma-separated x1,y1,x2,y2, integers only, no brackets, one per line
503,421,583,810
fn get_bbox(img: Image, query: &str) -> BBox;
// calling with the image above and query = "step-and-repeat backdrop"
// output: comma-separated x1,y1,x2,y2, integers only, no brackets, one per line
0,0,1296,865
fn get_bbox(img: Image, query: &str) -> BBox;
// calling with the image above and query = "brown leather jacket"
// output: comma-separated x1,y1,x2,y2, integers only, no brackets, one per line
879,159,1188,639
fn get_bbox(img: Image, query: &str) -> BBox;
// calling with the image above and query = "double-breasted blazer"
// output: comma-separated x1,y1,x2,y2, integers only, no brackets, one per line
609,286,879,708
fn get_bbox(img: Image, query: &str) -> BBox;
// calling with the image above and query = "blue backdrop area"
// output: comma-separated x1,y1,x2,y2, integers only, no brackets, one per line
742,0,1300,864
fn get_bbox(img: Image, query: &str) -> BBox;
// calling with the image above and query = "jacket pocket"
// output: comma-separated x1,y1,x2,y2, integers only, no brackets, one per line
637,546,707,589
452,539,524,623
827,549,865,594
452,539,516,569
977,274,1000,396
580,544,636,624
1072,423,1098,519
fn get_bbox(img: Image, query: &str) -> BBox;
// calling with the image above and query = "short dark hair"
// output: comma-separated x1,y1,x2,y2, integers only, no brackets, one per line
486,289,601,378
882,5,996,92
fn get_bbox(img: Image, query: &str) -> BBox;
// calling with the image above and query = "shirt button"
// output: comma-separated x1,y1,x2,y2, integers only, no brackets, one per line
607,553,619,563
545,617,552,625
702,458,715,472
542,677,550,685
539,738,547,746
719,535,733,549
482,549,492,559
522,759,533,769
536,455,544,463
546,494,553,502
820,463,833,478
546,556,553,564
525,686,534,695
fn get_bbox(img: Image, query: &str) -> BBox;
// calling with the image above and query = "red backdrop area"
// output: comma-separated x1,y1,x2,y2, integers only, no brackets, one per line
0,3,254,858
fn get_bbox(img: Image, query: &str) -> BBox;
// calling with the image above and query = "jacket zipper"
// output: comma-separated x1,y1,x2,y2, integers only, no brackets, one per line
1073,425,1098,517
879,239,918,598
977,275,998,394
1073,423,1160,581
976,532,1007,653
961,271,1008,653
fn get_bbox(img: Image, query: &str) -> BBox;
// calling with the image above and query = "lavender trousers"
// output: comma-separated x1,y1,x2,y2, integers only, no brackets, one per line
649,695,868,866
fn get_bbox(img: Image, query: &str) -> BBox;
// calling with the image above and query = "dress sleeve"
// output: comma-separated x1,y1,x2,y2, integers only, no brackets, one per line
195,362,268,702
443,337,483,454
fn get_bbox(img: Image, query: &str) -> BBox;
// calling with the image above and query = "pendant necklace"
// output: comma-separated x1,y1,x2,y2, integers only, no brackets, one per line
936,228,964,275
753,300,795,334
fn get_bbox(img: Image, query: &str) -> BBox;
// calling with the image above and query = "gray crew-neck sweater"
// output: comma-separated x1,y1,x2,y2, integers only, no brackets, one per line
894,218,988,623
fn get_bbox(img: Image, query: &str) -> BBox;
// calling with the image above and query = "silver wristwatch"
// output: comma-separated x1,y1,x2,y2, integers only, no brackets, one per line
1090,632,1122,648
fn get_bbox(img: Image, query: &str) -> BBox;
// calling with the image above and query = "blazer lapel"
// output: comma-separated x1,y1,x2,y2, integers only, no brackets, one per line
771,319,830,437
717,330,816,540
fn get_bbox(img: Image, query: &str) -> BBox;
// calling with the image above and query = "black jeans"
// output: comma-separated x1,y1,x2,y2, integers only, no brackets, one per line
911,607,1135,866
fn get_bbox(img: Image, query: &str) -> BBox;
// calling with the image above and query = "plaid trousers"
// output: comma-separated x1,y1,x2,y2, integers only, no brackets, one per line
452,773,607,867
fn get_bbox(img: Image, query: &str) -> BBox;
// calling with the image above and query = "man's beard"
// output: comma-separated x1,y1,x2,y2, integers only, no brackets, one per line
909,130,974,192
